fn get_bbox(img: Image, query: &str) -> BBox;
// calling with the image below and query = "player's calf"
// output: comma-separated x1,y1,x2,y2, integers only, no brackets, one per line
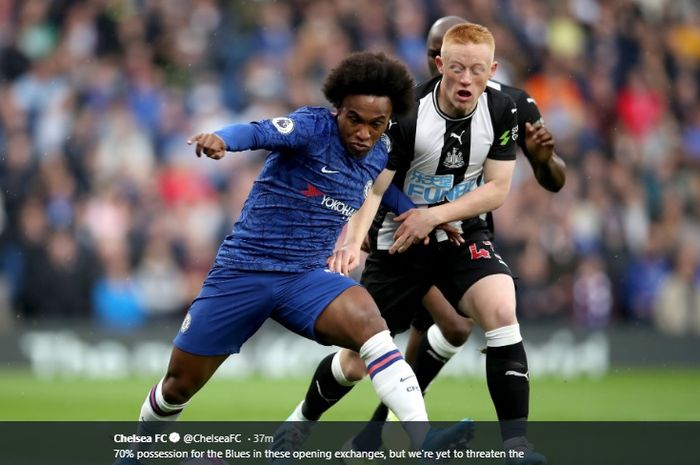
412,324,464,392
484,324,530,441
294,351,362,422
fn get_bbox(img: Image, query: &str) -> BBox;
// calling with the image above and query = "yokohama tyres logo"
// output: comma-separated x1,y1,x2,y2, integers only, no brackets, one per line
301,183,357,219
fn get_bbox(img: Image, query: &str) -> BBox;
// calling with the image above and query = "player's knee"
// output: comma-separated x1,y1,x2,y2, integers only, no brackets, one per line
490,301,517,328
436,316,473,346
161,374,197,405
436,325,466,346
354,308,389,341
339,349,367,381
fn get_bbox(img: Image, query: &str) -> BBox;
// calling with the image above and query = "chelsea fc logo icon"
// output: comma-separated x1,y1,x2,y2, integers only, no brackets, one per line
180,313,192,333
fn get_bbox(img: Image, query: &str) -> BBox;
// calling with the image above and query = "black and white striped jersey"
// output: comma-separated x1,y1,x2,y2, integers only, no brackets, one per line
373,75,518,251
486,79,544,165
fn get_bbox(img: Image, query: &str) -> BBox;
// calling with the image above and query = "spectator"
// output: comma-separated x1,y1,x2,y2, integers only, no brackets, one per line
0,0,697,338
654,242,700,336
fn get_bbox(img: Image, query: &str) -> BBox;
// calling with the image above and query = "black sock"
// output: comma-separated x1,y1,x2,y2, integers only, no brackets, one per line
301,353,354,421
485,342,529,441
412,332,450,392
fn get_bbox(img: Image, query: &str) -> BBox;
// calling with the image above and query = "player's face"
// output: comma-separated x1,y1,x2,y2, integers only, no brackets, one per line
436,41,496,117
427,36,442,76
336,95,392,158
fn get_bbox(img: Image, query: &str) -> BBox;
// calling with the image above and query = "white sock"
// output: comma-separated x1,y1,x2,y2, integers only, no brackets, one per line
427,324,462,359
360,330,429,447
139,379,187,422
331,351,359,386
134,379,188,450
484,324,522,348
285,400,309,422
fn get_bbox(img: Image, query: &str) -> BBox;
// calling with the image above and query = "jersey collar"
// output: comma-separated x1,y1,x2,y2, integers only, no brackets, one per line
432,78,479,122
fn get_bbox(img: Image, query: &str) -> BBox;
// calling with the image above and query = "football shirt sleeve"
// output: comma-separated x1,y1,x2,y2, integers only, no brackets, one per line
385,115,414,171
380,183,416,214
487,97,518,161
214,107,319,153
514,89,544,158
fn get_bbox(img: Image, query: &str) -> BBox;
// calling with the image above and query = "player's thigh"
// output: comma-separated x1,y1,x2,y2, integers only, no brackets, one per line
437,240,516,331
421,285,472,335
271,269,384,351
361,251,432,336
174,265,275,356
404,326,427,364
458,273,516,331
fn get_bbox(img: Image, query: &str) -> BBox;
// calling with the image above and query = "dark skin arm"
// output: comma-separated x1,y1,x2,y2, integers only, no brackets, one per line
525,121,566,192
187,133,227,159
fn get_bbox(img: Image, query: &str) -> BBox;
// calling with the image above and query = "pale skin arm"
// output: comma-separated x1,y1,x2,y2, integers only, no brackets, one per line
390,158,516,254
327,169,396,275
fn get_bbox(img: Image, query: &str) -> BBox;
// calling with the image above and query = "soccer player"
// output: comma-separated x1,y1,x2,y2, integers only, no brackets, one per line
285,23,549,464
113,52,471,465
360,17,566,454
365,13,568,435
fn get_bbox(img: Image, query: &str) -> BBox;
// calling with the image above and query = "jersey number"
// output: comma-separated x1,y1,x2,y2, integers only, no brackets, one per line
469,243,492,260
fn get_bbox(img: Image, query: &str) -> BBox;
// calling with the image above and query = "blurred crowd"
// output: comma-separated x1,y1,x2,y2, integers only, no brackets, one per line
0,0,699,336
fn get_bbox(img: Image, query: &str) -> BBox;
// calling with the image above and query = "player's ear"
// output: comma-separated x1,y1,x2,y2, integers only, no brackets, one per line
489,60,498,79
435,55,445,74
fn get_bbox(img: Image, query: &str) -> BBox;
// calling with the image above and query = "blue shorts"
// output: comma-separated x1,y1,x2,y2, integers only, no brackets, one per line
173,265,358,356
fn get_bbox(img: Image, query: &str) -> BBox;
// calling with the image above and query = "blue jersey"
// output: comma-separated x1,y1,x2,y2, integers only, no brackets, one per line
213,106,389,272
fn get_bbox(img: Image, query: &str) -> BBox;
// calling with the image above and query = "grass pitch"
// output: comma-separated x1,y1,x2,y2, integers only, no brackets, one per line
1,368,699,421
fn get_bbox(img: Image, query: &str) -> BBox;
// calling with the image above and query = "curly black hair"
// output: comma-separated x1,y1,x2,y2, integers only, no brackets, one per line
322,52,415,117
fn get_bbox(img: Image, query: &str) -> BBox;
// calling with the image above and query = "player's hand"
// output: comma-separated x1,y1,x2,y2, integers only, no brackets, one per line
389,208,437,254
525,121,554,164
360,234,371,253
437,223,465,246
187,133,227,160
327,245,361,276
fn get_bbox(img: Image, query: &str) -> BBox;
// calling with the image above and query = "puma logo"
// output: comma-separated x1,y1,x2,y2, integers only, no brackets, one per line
505,370,529,381
316,380,341,402
450,130,466,145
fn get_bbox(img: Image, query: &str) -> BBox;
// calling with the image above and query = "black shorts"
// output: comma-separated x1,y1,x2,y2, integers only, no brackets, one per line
361,239,513,336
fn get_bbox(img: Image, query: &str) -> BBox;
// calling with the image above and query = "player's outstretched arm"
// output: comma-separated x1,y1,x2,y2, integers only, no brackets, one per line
389,158,515,254
525,121,566,192
187,122,260,160
327,168,395,276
